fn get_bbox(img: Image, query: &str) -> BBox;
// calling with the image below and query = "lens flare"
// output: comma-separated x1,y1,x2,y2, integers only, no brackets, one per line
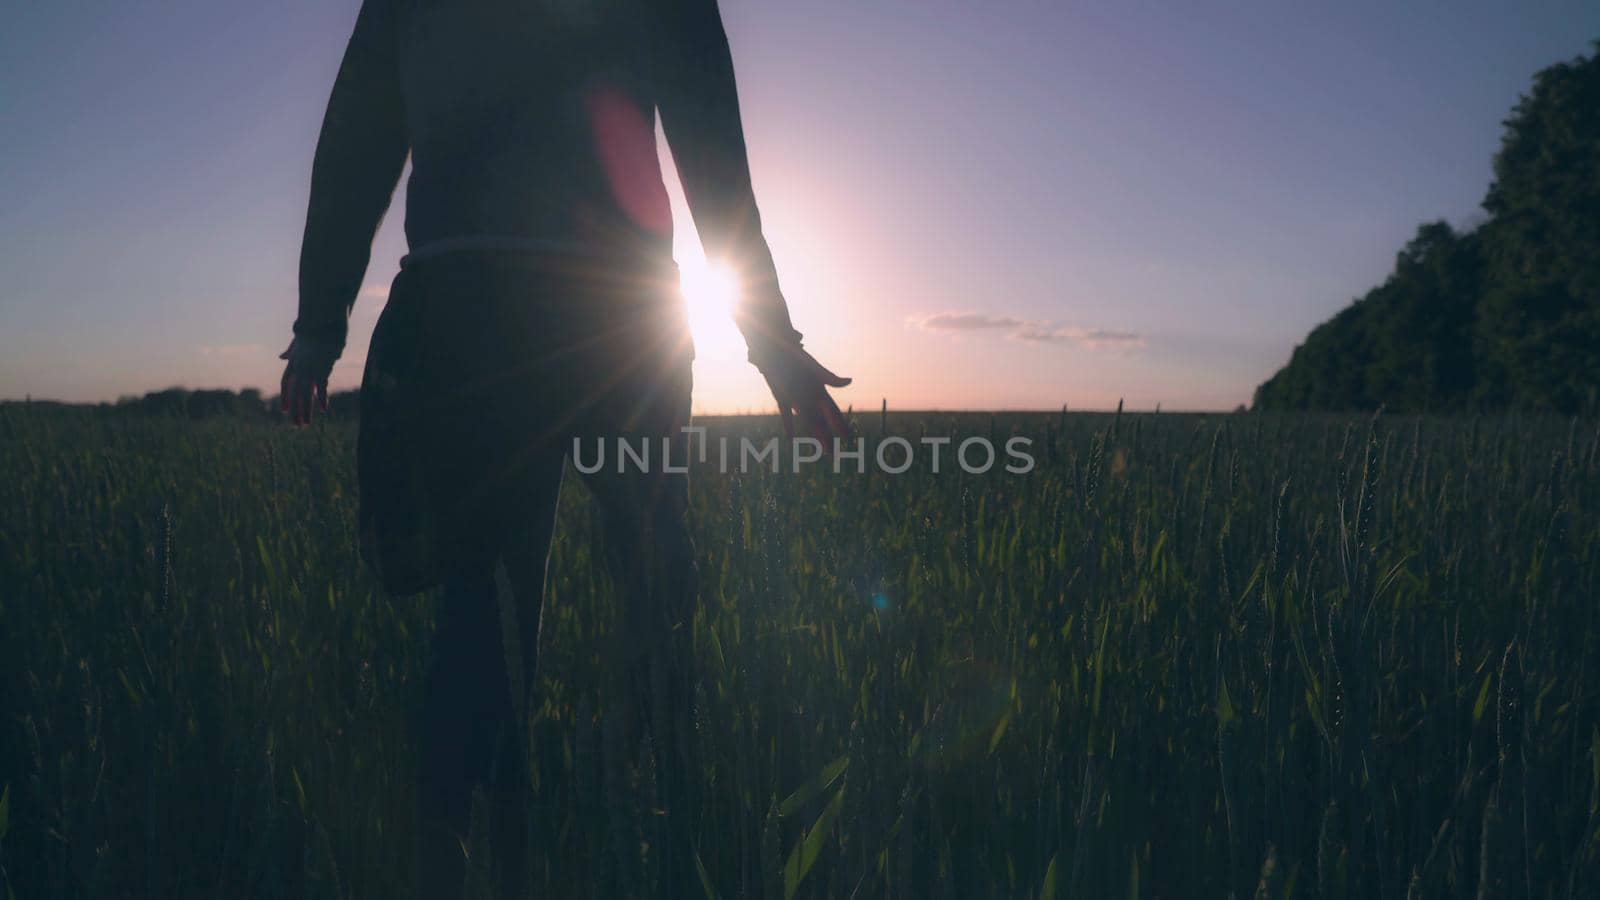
678,253,744,358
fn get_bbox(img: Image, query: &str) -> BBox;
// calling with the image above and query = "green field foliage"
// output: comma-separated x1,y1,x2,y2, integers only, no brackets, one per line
2,406,1598,898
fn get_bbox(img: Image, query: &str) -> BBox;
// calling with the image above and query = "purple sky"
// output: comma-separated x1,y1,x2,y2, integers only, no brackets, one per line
2,1,1595,411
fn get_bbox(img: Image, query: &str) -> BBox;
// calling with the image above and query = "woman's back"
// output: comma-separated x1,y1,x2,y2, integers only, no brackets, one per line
392,0,674,256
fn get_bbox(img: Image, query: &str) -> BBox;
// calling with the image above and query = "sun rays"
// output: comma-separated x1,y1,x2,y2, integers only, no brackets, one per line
677,251,744,360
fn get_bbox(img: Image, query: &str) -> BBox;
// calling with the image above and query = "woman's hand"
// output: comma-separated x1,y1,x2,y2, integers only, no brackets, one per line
754,342,853,445
278,337,338,426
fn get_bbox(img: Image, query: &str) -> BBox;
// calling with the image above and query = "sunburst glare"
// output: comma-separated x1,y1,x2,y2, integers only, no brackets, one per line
678,252,745,359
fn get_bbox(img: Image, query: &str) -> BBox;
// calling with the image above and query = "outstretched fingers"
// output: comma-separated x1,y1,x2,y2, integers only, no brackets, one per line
278,371,320,426
804,354,852,389
762,349,852,445
775,388,796,439
816,389,853,442
819,369,852,389
789,389,850,449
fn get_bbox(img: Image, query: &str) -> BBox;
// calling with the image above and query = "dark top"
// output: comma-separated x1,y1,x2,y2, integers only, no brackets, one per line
291,0,801,366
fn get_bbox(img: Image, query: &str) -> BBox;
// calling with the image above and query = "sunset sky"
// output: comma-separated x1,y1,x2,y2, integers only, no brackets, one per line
3,1,1596,412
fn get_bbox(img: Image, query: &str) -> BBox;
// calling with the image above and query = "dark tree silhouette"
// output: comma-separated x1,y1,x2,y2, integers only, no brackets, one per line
115,387,271,419
1257,42,1600,414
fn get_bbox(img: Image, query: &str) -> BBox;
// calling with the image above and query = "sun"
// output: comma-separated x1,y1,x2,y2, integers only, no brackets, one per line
678,252,745,359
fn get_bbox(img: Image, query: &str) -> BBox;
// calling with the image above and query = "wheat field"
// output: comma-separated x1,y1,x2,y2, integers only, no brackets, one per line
2,405,1597,898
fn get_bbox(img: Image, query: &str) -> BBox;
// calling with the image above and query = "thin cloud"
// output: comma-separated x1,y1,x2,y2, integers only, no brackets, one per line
913,310,1144,352
1014,326,1145,350
913,311,1025,331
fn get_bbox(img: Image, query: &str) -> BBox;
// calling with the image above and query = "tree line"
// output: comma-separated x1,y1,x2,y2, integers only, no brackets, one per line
4,388,361,420
1255,42,1600,413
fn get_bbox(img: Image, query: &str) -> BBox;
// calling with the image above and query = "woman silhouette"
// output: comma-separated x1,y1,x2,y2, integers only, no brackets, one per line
277,0,850,895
